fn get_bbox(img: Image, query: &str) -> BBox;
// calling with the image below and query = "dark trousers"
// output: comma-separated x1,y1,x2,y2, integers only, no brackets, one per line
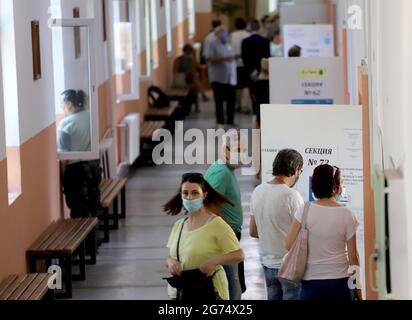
301,278,354,301
235,231,247,294
62,160,102,218
212,82,236,125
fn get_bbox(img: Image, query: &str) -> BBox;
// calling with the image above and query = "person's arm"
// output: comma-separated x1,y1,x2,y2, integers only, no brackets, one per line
200,249,244,276
166,255,183,276
58,130,71,153
60,160,68,178
347,234,363,300
206,55,235,64
284,219,302,251
249,215,259,238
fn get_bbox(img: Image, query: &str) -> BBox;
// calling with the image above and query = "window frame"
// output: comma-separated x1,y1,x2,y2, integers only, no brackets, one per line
109,0,140,102
50,18,100,161
0,43,5,163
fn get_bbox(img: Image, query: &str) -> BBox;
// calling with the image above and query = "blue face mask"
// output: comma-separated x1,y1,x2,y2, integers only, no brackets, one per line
182,198,203,213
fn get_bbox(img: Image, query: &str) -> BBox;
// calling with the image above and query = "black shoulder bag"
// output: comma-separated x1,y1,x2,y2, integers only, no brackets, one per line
164,218,217,301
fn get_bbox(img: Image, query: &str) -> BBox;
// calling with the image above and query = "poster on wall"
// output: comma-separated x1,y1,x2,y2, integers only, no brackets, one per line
283,24,335,57
269,57,344,105
261,104,365,294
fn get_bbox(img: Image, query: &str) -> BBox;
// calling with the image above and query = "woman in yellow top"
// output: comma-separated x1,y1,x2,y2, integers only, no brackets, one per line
163,173,245,300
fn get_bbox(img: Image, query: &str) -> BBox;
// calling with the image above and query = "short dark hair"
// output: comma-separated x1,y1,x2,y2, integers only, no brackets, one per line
61,89,87,111
250,19,260,32
235,18,247,30
288,45,302,57
212,19,222,29
261,15,269,24
183,44,194,53
312,165,341,199
272,149,303,177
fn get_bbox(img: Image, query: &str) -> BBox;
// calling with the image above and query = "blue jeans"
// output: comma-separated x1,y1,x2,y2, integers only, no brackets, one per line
301,278,354,301
223,264,242,300
263,267,301,300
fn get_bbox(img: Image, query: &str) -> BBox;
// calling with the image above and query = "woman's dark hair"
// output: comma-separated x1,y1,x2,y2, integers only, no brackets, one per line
212,19,222,29
183,44,194,54
272,149,303,177
250,19,261,32
163,173,234,216
288,45,302,57
312,165,341,199
235,18,247,30
62,89,87,112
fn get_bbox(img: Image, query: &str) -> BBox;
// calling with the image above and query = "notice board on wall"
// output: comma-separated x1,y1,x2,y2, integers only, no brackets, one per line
283,24,335,58
269,57,344,105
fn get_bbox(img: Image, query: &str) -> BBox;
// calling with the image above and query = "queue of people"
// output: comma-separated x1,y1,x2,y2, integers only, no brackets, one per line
164,138,362,301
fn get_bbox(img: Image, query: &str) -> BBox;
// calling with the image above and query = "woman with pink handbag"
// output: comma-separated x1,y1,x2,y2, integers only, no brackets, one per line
284,165,362,301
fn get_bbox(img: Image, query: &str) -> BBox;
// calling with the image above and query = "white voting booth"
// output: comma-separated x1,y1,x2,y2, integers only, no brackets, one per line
283,24,335,58
269,57,344,105
260,104,365,296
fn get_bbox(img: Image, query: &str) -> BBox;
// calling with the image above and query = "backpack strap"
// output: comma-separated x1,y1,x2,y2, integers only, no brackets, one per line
176,218,188,262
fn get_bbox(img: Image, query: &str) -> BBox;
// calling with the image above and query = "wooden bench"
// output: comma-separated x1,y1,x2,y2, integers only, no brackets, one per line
0,274,54,300
141,121,166,141
165,88,190,100
98,178,127,243
26,218,98,299
165,88,193,116
145,101,179,133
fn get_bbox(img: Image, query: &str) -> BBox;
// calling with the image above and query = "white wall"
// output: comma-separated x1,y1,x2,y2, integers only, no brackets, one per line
155,0,166,39
93,0,109,86
336,0,367,105
136,0,146,54
195,0,211,12
365,0,412,299
280,3,330,26
0,0,21,147
0,53,5,161
12,0,57,144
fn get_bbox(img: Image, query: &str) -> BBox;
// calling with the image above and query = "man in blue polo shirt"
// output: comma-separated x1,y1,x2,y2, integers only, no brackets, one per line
205,130,247,300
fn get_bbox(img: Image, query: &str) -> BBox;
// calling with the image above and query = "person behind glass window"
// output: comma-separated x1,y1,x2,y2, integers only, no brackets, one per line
58,89,102,218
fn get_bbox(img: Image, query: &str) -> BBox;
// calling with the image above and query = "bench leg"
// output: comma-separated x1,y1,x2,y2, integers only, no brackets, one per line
120,187,126,219
73,242,86,281
110,198,119,230
100,207,110,243
29,256,37,273
56,256,72,299
86,227,97,265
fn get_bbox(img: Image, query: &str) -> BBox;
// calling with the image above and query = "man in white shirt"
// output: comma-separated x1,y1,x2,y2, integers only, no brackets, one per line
206,26,238,127
201,20,222,64
250,149,304,300
230,18,250,114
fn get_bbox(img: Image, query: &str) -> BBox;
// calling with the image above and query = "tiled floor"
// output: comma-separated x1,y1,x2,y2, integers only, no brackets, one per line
71,95,267,300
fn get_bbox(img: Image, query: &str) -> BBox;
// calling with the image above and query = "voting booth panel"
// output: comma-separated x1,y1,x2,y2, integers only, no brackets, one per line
283,24,335,58
260,104,365,296
269,57,344,105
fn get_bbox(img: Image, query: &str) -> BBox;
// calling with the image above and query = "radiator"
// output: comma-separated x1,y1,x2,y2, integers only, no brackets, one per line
121,113,140,165
100,138,117,179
